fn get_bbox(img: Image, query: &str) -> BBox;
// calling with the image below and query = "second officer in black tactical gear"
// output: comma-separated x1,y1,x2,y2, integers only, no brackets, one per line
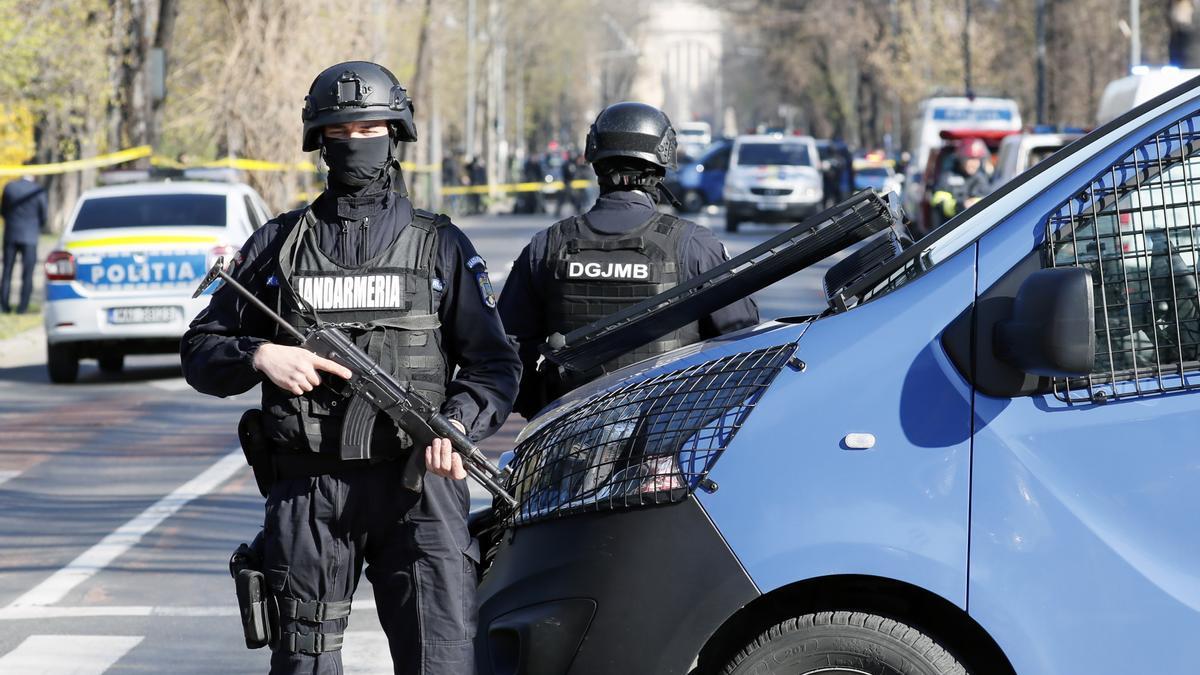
180,61,520,674
498,102,759,419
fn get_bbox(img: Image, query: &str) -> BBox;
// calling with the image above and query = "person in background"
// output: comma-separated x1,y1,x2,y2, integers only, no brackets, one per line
1,174,48,314
499,102,759,420
930,137,991,229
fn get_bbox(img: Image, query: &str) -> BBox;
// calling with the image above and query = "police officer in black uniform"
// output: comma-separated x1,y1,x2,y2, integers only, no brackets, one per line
498,102,759,419
180,61,520,675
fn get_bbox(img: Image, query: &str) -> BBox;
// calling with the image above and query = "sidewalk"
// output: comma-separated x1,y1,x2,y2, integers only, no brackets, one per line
0,236,53,369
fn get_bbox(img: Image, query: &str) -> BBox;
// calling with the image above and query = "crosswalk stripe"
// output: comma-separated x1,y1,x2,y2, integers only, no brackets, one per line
5,448,246,609
0,470,20,487
0,635,144,674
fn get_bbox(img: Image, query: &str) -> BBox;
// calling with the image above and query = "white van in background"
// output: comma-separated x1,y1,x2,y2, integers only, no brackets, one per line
903,96,1021,214
1096,66,1200,125
677,121,713,161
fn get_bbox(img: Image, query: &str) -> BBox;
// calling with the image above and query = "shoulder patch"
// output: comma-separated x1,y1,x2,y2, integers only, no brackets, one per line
466,255,486,271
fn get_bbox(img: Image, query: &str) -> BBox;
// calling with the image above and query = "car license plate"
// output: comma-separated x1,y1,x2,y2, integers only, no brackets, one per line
108,306,177,324
758,202,788,211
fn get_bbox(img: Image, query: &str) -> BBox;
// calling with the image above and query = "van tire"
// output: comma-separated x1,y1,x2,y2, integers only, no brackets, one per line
725,214,740,233
680,189,705,214
98,353,124,373
47,344,80,384
721,611,966,675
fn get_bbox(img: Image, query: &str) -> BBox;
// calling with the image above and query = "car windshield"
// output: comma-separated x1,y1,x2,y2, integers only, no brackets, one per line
73,194,227,231
738,143,812,167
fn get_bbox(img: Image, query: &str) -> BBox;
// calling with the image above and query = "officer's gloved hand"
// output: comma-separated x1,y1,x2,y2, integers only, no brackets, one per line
252,343,354,395
426,419,468,480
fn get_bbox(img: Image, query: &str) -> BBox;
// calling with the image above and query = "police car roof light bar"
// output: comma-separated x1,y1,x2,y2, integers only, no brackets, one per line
543,190,898,375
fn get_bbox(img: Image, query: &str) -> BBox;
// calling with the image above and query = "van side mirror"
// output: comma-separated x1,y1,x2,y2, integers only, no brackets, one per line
994,267,1095,376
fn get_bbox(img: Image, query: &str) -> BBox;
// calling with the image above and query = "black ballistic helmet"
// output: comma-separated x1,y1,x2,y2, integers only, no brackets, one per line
301,61,417,152
584,102,678,171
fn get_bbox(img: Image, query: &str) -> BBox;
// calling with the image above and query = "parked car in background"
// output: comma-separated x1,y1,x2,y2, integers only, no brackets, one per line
677,121,713,162
852,156,903,195
990,129,1084,192
723,134,823,233
666,137,733,214
42,172,269,382
1097,66,1200,125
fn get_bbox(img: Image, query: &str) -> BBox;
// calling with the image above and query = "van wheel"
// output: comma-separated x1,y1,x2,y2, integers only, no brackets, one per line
721,611,966,675
47,344,80,384
680,190,705,214
725,214,740,233
98,353,125,373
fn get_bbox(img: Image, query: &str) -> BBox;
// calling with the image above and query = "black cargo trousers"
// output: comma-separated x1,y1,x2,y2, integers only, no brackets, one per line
262,458,478,674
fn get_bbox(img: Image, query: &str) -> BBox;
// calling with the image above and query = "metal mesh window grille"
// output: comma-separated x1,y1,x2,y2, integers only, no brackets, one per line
506,344,796,525
1045,113,1200,402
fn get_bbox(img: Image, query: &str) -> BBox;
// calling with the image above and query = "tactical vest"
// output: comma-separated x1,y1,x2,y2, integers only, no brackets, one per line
543,212,700,393
260,208,448,455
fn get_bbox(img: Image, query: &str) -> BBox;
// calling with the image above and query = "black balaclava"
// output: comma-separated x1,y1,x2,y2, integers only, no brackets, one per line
322,135,394,188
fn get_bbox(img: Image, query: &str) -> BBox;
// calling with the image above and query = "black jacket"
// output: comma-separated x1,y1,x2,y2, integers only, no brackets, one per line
498,189,760,417
1,179,48,245
181,180,521,440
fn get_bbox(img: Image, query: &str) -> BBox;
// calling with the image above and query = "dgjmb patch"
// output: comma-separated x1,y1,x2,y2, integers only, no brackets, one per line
466,255,496,308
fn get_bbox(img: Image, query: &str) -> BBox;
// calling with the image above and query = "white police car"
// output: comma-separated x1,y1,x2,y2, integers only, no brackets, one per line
43,175,270,382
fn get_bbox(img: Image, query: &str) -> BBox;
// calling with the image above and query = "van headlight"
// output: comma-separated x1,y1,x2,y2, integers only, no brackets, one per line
504,344,796,525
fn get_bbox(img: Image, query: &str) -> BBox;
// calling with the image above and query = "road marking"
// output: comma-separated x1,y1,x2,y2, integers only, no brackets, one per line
4,448,246,610
0,470,20,487
0,634,143,673
148,378,193,392
0,599,379,621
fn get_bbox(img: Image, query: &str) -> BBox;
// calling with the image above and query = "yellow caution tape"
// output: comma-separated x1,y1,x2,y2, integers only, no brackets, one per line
0,146,153,177
65,234,220,250
1,145,441,177
442,179,591,196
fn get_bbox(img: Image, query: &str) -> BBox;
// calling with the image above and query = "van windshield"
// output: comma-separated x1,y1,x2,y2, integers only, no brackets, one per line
73,194,227,231
738,143,812,167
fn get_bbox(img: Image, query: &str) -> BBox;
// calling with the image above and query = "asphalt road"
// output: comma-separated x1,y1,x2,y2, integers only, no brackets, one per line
0,205,836,673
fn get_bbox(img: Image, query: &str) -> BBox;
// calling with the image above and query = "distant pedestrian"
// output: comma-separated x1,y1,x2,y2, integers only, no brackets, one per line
555,152,582,217
1,174,48,314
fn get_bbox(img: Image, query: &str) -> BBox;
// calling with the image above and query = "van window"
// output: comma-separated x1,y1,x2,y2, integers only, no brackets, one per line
73,194,227,231
1045,113,1200,400
737,143,812,167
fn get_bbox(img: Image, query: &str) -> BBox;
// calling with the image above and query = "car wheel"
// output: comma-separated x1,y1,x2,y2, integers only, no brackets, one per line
98,353,125,373
722,611,966,675
680,190,705,214
725,214,740,233
47,343,80,384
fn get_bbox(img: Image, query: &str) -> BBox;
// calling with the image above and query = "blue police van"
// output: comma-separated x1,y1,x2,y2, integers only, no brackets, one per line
473,78,1200,675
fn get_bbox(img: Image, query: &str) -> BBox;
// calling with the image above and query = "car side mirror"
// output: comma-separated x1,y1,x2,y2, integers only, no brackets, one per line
994,267,1095,376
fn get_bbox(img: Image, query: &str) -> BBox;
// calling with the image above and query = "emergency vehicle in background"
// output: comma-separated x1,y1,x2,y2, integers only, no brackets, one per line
42,170,270,383
903,96,1022,217
915,128,1018,235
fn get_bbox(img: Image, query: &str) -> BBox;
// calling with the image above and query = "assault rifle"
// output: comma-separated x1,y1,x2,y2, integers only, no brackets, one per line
193,259,516,507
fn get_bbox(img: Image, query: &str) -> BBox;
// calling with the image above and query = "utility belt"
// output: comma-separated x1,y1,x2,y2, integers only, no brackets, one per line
238,409,405,498
229,534,352,655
